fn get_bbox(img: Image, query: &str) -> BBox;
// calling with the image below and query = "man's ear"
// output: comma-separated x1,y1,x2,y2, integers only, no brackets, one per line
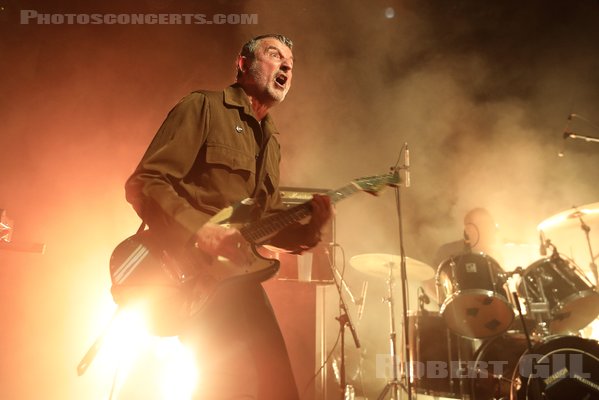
237,55,249,74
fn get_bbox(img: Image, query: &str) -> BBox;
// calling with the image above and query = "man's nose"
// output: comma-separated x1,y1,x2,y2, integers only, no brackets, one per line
280,60,292,73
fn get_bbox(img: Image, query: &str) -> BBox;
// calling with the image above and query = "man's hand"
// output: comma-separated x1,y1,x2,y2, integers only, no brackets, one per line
194,223,252,266
304,194,332,245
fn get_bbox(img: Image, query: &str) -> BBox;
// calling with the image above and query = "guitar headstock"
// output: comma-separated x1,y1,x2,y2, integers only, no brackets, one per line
352,170,401,195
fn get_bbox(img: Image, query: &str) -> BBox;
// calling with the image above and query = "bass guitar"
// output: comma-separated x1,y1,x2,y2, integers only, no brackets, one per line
109,171,400,335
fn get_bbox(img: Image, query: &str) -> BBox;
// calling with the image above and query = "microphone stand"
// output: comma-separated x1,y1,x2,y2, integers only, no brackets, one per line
325,247,361,400
563,131,599,144
377,160,411,400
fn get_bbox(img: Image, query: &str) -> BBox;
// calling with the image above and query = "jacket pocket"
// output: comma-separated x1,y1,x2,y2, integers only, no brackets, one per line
204,143,256,174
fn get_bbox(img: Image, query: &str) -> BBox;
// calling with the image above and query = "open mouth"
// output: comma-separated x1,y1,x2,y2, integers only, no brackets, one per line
275,74,288,88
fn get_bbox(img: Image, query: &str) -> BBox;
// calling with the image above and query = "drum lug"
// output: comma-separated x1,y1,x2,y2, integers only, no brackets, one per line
513,376,522,392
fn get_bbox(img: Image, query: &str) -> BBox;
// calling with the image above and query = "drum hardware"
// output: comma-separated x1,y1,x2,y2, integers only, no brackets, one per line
416,286,430,313
375,258,409,400
515,267,553,337
576,213,599,286
348,253,435,399
508,271,542,398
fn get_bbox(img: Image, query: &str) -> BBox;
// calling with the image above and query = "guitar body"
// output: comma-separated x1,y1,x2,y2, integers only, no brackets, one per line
109,206,280,336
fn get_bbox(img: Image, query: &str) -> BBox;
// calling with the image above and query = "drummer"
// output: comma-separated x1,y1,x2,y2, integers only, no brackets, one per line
433,207,501,267
423,207,501,302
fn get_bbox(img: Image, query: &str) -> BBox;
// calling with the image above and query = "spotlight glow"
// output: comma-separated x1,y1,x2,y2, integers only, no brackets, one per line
91,305,198,399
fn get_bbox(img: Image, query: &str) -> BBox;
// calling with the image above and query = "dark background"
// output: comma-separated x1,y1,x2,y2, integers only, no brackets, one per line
1,1,598,399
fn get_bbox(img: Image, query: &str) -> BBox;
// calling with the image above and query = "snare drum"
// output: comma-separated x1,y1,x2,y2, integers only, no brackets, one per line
518,256,599,334
436,252,514,338
471,334,599,400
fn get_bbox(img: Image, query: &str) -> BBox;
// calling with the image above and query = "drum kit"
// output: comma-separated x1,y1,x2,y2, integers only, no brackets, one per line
349,202,599,400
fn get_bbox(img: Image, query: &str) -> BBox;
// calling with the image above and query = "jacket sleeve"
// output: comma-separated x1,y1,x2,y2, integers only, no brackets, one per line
125,93,213,245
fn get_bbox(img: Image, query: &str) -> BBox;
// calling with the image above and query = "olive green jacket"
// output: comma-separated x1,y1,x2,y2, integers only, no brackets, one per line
125,84,310,250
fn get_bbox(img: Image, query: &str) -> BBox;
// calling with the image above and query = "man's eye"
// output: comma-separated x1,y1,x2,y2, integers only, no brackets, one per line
269,51,281,59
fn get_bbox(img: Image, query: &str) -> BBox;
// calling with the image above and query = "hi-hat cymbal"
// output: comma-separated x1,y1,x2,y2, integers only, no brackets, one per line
350,253,434,280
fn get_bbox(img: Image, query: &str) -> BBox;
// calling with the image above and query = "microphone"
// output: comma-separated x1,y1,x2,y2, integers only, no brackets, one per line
404,142,410,188
539,230,547,256
357,281,368,320
463,230,472,251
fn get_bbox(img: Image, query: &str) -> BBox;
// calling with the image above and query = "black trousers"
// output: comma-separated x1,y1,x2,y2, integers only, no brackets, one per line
179,281,299,400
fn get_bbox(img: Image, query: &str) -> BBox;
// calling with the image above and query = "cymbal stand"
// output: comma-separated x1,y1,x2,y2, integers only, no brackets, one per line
376,259,408,400
377,155,411,400
577,215,599,287
511,289,546,398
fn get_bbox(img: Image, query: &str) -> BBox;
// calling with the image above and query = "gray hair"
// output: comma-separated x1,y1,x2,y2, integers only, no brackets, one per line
236,34,293,79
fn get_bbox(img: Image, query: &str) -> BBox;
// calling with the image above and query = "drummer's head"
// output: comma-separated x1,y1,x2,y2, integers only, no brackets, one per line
463,208,498,247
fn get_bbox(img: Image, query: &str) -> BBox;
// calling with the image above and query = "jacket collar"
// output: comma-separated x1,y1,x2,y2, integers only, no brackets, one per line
224,84,279,136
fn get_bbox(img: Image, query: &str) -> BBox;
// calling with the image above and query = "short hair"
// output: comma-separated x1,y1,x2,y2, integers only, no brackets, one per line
236,34,293,79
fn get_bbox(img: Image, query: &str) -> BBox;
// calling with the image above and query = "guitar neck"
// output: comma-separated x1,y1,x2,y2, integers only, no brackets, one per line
240,183,360,244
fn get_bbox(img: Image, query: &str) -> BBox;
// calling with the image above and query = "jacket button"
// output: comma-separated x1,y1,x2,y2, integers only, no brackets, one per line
235,125,243,133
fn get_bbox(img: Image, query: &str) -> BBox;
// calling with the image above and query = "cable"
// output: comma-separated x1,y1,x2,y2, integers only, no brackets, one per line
300,316,343,399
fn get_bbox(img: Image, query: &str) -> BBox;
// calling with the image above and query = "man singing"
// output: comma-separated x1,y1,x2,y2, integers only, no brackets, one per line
125,34,331,399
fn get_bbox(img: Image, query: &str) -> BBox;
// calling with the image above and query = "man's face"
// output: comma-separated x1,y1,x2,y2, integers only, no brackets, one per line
243,38,294,104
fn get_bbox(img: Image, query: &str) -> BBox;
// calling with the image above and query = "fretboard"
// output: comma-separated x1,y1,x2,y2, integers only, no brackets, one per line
240,182,361,243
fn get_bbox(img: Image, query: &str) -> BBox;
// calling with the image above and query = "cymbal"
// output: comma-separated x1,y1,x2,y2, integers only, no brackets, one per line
350,253,434,280
538,202,599,231
537,202,599,273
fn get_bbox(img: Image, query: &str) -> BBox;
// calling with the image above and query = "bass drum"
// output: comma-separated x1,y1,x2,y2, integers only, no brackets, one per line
407,311,474,398
471,334,599,400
